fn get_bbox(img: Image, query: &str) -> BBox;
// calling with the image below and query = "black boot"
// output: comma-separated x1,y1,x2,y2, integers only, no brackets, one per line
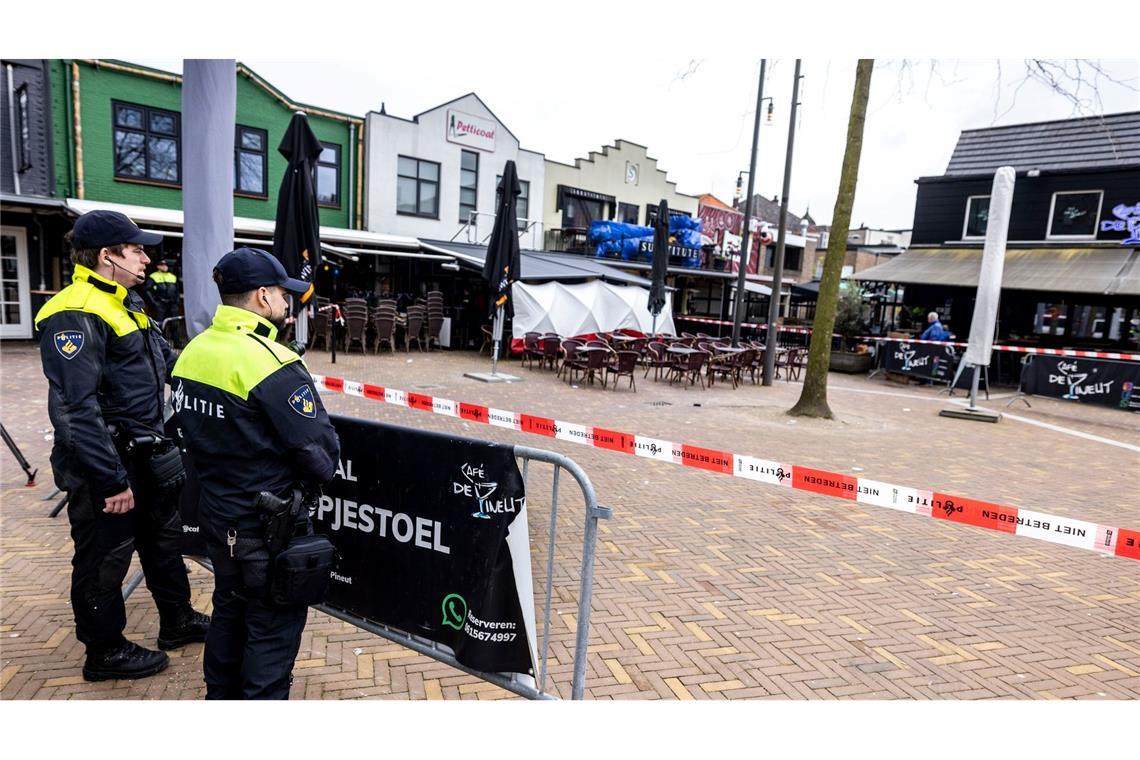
157,608,211,650
83,641,170,682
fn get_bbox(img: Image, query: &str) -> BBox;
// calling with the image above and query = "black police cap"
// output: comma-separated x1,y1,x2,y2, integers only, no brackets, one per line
72,210,163,249
213,247,309,295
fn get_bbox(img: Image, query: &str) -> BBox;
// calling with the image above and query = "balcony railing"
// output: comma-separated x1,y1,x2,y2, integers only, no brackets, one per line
452,211,544,250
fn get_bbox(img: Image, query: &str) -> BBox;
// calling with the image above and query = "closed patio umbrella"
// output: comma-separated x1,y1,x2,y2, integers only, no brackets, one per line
482,160,522,376
272,111,323,343
648,199,670,336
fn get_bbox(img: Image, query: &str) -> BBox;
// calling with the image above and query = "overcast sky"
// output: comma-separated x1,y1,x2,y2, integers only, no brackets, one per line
19,2,1140,232
136,57,1137,231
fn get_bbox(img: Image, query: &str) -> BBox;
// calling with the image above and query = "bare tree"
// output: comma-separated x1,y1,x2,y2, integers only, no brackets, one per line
788,59,873,419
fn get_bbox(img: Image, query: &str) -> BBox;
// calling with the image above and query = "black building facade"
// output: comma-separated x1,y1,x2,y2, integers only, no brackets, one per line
857,111,1140,355
2,59,69,340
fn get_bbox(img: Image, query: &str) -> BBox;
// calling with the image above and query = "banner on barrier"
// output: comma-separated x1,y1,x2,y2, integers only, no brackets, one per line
881,339,966,386
319,415,539,681
173,414,540,682
1023,356,1140,411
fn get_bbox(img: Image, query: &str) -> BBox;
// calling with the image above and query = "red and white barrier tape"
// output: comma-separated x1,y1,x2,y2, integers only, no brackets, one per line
312,373,1139,562
677,316,1140,361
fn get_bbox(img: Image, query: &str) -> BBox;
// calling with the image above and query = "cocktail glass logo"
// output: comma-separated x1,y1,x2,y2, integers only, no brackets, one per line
441,593,467,630
1054,360,1088,400
1100,202,1140,245
456,463,498,520
895,343,926,371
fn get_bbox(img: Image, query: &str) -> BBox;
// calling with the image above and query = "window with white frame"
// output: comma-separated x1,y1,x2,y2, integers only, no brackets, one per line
1048,191,1102,238
962,195,990,238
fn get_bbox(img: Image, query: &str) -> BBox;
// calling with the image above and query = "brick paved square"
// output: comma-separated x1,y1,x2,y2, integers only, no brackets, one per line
2,342,1137,699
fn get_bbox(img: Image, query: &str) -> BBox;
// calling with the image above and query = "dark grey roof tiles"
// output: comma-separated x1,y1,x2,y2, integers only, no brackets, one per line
945,111,1140,175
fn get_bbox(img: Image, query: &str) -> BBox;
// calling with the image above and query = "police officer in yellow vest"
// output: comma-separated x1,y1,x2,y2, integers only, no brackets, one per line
146,259,180,326
173,247,339,699
35,210,209,682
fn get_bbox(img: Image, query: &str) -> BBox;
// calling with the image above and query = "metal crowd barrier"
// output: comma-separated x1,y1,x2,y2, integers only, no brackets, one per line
313,444,610,700
123,443,610,701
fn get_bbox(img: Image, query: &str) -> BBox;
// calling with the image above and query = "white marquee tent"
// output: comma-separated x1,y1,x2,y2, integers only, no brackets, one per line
512,281,676,339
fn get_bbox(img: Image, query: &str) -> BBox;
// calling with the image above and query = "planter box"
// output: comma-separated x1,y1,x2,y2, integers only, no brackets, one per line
829,350,873,374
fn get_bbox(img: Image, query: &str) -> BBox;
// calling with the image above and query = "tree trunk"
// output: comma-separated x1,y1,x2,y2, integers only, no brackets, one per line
789,59,874,419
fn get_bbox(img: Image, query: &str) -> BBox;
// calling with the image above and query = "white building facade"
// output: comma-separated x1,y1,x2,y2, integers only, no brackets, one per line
365,94,546,248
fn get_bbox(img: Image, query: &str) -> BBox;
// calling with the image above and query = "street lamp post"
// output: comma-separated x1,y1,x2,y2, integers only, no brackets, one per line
730,59,769,347
762,59,804,385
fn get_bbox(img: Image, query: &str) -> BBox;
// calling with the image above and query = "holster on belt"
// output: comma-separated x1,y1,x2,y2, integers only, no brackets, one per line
255,488,305,557
109,424,187,496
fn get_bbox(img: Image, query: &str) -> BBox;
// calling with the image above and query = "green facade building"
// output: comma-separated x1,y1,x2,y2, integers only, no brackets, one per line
50,59,363,230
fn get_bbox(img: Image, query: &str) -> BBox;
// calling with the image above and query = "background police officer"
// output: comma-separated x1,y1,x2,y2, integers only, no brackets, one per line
146,258,181,343
35,210,209,682
173,247,339,700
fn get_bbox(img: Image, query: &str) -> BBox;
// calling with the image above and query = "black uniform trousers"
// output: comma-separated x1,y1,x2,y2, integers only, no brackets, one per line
203,529,308,700
57,449,192,654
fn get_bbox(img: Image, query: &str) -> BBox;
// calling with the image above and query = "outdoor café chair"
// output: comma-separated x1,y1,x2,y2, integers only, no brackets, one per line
668,350,707,389
405,309,426,352
309,311,328,351
479,325,494,355
426,316,444,351
556,338,582,378
607,350,639,392
643,341,672,381
775,348,798,382
569,347,609,387
785,348,806,382
523,332,543,369
372,314,396,353
707,351,739,389
345,314,369,354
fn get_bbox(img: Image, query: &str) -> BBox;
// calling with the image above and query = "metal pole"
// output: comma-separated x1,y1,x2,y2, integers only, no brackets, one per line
491,303,503,376
762,59,803,385
967,364,981,411
730,59,766,347
1,423,37,486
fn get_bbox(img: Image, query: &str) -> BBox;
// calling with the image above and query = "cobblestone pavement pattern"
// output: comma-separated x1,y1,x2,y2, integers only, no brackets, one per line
3,342,1138,699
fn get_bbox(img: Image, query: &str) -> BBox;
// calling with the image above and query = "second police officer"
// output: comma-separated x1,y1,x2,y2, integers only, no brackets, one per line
35,211,209,681
172,247,339,699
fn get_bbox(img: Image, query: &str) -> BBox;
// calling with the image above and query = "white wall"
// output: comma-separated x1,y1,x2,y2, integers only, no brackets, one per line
365,94,546,248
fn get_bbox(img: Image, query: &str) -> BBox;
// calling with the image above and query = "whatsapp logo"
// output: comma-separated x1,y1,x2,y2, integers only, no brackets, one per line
441,593,468,630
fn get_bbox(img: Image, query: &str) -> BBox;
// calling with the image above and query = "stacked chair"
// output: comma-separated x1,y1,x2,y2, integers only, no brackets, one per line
405,305,426,352
342,298,369,354
425,290,445,351
310,296,330,351
371,299,398,354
